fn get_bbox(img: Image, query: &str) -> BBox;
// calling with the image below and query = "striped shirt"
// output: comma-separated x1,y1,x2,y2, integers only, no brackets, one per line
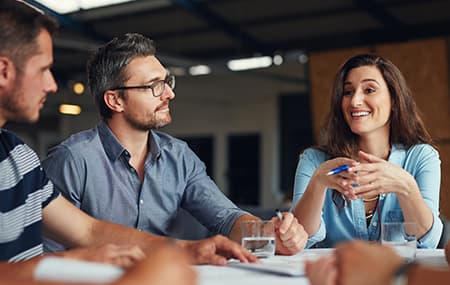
0,129,58,262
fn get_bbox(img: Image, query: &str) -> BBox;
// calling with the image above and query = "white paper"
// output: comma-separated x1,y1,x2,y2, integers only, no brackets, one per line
226,249,333,277
34,257,124,283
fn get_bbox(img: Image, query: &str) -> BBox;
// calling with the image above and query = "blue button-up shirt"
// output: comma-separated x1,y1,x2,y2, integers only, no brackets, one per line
291,144,442,249
42,122,247,250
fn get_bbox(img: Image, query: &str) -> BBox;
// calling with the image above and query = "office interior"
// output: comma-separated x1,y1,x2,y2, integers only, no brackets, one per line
8,0,450,241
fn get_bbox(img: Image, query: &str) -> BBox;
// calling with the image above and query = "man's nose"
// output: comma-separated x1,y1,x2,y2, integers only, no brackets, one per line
162,83,175,100
45,71,58,93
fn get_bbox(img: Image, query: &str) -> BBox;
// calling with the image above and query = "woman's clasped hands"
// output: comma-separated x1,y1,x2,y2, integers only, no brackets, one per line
319,150,413,201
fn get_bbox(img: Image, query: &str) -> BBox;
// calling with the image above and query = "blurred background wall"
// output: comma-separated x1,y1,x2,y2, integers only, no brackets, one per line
7,0,450,221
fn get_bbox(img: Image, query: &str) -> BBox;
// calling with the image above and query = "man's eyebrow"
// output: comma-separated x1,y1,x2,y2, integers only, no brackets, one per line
144,75,164,84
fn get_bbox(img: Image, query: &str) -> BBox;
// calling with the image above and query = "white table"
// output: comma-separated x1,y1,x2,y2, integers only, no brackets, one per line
195,248,448,285
34,248,447,284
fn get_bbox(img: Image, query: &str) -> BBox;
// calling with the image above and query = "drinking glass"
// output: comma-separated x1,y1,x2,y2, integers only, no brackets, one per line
241,220,275,258
381,222,416,262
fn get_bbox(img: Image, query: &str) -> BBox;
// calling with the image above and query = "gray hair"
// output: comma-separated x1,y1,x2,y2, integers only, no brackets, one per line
87,33,156,119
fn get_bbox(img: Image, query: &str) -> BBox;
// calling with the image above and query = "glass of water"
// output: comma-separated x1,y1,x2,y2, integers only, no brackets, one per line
241,220,276,258
381,222,416,262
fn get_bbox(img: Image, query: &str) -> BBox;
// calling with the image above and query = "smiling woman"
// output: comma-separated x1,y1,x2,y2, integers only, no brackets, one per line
290,54,442,249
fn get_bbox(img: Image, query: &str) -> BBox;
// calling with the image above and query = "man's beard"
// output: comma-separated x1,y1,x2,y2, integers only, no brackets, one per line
123,110,172,131
0,75,37,123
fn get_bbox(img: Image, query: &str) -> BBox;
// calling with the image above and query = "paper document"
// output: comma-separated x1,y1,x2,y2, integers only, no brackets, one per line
227,249,333,277
228,259,305,276
34,257,124,283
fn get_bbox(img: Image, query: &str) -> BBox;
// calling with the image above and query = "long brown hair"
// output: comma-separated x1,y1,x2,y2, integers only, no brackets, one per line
318,54,433,158
317,54,434,210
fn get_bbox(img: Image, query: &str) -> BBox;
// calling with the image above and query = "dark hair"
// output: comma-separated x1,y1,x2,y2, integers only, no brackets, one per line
0,0,58,71
87,33,156,119
319,54,433,158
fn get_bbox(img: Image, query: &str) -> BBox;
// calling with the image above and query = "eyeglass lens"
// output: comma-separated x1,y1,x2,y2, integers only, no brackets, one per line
153,75,175,97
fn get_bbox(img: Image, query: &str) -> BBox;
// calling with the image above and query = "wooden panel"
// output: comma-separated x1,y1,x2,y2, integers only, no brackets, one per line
438,144,450,219
376,38,450,140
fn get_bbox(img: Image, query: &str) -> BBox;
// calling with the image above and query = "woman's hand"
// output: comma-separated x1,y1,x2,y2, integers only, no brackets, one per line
313,157,359,198
348,151,415,199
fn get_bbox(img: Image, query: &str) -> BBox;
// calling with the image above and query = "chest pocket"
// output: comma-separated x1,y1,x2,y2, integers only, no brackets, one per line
385,210,404,223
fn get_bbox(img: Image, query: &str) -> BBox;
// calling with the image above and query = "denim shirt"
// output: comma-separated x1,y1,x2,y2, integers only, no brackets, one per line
291,144,442,249
42,122,247,251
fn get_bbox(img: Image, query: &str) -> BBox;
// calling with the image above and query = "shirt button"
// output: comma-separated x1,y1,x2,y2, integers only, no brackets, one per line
140,199,144,204
372,222,377,227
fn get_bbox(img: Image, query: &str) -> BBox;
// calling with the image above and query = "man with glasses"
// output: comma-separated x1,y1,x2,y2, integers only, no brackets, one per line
43,33,308,255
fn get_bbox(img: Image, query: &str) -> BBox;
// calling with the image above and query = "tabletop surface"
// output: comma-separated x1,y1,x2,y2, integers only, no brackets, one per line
195,248,448,285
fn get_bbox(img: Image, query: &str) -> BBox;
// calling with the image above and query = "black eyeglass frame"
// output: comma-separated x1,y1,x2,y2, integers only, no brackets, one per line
110,74,175,97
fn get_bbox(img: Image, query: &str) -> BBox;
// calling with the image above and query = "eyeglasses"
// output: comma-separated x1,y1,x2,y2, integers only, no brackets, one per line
111,74,175,97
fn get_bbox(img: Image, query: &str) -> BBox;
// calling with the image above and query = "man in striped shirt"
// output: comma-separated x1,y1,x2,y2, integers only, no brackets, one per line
0,0,255,282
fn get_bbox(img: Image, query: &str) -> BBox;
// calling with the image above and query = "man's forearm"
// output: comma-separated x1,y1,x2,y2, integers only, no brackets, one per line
407,266,450,285
0,256,44,281
89,219,168,254
228,214,259,243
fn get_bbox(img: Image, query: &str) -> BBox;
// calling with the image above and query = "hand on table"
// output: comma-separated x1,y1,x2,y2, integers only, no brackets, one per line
181,235,258,265
334,241,403,285
305,255,337,285
115,243,196,285
271,212,307,255
60,243,146,268
306,241,404,285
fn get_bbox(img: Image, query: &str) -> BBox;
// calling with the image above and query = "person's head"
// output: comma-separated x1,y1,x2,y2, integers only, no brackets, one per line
321,54,432,157
87,33,175,130
0,0,58,125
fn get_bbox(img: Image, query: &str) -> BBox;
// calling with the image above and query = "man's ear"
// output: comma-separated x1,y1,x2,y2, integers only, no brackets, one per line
0,56,16,88
104,90,124,113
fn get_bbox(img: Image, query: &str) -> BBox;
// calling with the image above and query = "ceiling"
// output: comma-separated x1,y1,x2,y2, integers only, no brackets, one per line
26,0,450,81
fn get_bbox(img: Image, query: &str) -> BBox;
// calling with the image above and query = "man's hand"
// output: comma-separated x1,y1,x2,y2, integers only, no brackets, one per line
180,235,258,265
272,212,307,255
335,241,403,285
114,244,197,285
305,256,337,285
59,244,146,268
306,241,404,285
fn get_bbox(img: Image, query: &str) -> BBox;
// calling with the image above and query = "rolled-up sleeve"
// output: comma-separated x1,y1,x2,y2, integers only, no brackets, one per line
42,145,84,208
291,149,327,247
412,145,442,248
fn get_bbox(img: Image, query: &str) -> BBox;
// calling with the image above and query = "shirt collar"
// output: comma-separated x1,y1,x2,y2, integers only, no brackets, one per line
97,121,161,162
97,121,126,161
387,144,406,166
148,130,162,161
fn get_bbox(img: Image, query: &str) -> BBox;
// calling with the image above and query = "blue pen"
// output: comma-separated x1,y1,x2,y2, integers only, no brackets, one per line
326,164,350,176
